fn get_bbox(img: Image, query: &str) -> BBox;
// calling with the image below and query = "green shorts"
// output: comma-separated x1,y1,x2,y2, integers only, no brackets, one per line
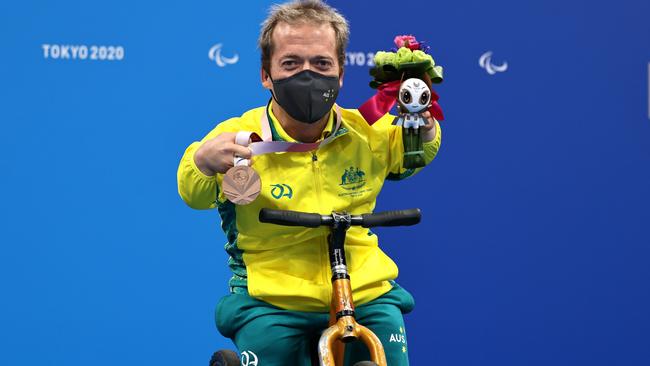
215,282,415,366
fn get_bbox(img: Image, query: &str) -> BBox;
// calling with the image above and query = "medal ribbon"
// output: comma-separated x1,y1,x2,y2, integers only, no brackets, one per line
232,103,343,166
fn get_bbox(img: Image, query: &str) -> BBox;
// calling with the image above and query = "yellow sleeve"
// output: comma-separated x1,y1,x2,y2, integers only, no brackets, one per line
376,115,442,180
176,118,239,209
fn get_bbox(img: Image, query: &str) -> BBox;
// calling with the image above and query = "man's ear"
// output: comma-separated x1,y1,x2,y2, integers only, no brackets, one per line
261,67,273,90
338,68,344,88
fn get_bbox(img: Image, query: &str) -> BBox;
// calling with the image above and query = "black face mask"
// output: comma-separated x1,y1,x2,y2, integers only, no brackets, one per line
270,69,340,124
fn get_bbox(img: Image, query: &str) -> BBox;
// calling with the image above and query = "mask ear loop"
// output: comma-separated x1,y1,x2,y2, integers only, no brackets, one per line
264,67,279,103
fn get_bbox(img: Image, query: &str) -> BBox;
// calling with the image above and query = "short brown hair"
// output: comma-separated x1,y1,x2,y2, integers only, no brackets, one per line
258,0,349,74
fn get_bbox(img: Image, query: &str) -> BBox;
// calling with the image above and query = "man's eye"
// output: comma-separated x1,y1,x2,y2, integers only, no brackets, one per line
282,61,297,68
317,60,332,68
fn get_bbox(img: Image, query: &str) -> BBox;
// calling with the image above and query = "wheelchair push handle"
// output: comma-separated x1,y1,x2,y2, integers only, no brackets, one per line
259,208,421,228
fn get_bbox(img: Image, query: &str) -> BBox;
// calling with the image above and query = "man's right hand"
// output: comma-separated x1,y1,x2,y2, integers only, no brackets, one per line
193,132,253,176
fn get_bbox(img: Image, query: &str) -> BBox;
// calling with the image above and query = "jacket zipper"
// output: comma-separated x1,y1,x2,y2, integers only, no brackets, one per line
311,151,332,303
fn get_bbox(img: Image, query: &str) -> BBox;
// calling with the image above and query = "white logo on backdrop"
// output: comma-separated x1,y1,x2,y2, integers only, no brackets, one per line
479,51,508,75
41,44,125,61
240,351,259,366
344,51,376,67
208,43,239,67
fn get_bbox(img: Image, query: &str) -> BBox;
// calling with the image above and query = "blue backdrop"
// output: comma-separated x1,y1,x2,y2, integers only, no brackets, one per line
1,0,649,365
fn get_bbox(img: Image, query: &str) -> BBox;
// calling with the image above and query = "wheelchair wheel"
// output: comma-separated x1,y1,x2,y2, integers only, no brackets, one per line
353,362,378,366
209,350,240,366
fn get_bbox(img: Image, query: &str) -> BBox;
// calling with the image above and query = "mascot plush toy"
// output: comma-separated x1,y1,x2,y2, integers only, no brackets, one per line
359,35,445,169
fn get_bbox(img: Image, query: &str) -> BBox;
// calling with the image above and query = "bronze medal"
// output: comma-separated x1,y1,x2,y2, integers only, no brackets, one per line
223,165,261,205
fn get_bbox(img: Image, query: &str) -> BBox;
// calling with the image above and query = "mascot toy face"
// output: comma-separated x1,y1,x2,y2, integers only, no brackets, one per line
398,78,431,113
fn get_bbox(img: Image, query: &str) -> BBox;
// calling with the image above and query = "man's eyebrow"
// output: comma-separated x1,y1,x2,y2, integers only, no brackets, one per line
278,54,303,60
311,55,334,61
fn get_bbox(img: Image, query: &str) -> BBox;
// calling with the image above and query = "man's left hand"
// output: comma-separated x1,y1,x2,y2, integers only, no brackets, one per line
421,110,437,142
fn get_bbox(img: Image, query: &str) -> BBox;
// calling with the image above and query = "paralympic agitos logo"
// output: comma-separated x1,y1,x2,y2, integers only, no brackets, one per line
479,51,508,75
208,43,239,67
